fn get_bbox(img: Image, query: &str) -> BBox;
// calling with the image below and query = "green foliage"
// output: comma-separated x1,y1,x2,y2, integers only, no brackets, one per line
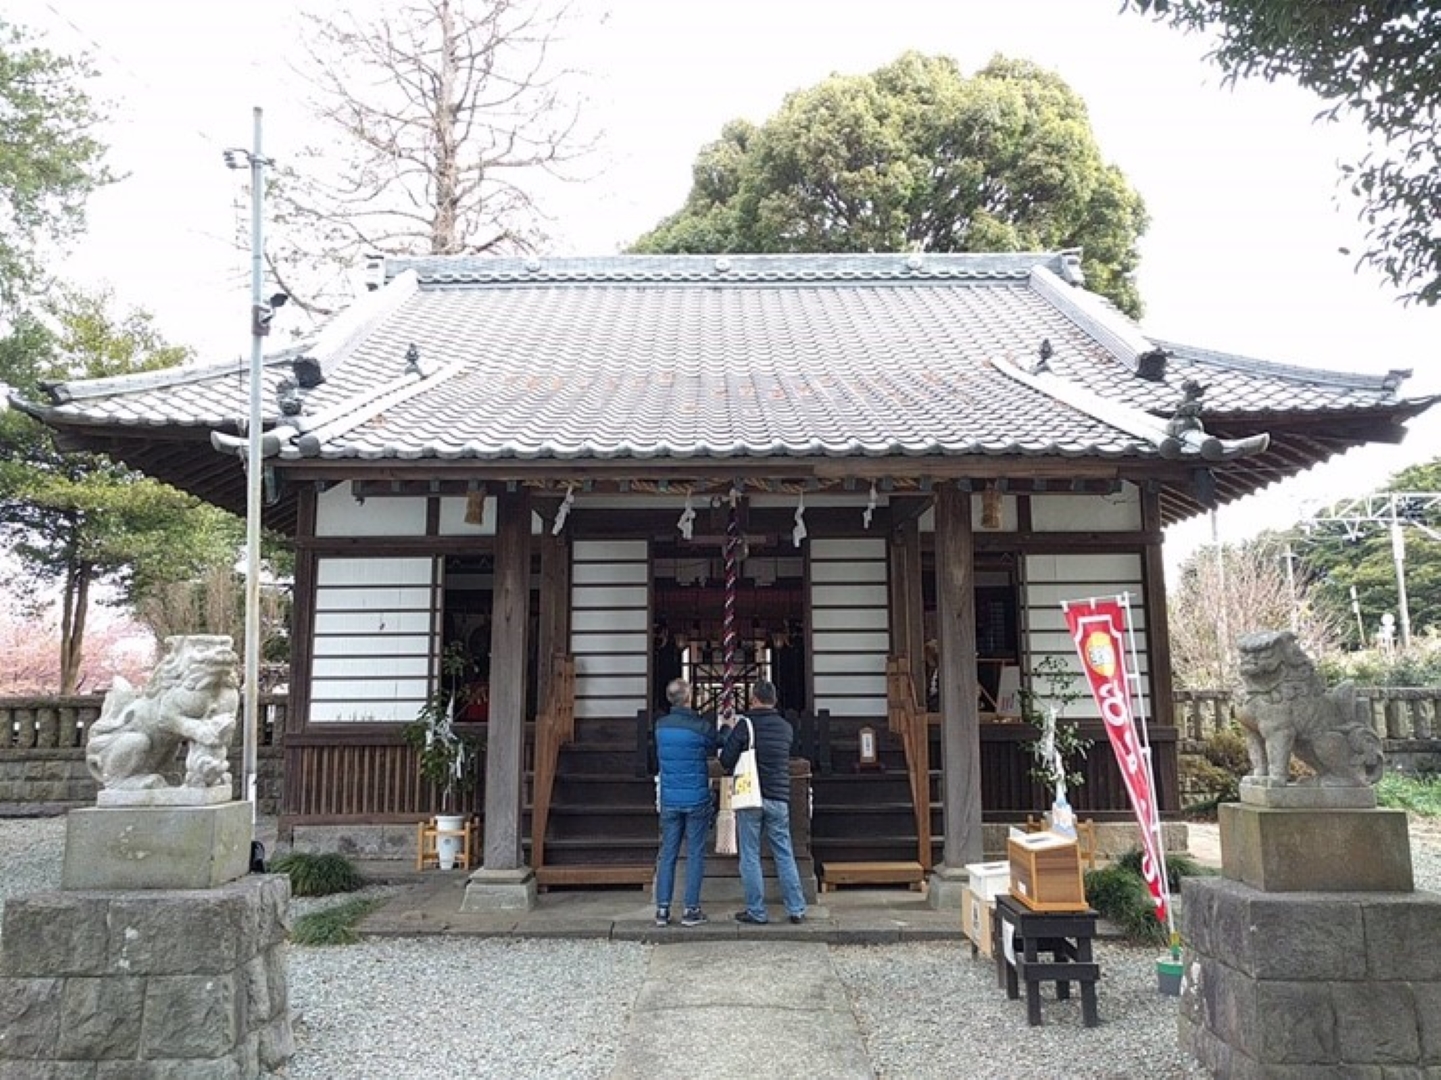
1085,850,1208,945
631,52,1149,317
1376,773,1441,818
402,641,482,812
1125,1,1441,305
1020,655,1092,792
0,288,246,691
269,851,365,897
0,20,115,313
290,897,383,946
1083,864,1169,945
1180,722,1251,815
1300,469,1441,652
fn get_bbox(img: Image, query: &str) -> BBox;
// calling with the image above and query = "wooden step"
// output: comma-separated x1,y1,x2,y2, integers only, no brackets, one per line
819,860,926,891
536,864,653,888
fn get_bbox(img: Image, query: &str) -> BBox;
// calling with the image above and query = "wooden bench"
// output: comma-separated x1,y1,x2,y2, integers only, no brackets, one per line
820,860,926,891
535,865,654,889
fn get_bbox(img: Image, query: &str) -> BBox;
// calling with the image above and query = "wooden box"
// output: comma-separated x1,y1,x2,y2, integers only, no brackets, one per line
961,885,995,958
1007,831,1087,912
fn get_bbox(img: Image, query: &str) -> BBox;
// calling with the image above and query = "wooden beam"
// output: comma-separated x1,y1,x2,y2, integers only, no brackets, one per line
1141,489,1180,812
934,484,983,868
889,518,926,707
483,488,532,871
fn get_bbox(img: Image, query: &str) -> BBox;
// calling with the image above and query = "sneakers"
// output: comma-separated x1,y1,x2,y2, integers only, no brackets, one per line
789,914,806,924
680,907,708,927
733,910,769,925
655,907,670,927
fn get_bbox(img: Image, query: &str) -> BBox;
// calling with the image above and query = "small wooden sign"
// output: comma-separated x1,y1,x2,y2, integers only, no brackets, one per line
856,725,882,771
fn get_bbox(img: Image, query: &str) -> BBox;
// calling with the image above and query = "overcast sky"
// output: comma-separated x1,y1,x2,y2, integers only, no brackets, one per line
13,0,1441,571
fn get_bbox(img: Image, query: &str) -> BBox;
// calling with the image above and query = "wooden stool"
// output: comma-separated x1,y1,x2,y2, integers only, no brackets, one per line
416,819,477,871
820,860,926,891
993,893,1100,1027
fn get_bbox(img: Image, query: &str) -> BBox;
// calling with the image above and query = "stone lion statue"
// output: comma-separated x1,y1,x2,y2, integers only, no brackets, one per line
1234,630,1384,787
86,635,240,792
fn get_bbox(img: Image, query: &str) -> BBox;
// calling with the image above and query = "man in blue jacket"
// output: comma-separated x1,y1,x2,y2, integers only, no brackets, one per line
653,678,718,927
720,679,807,925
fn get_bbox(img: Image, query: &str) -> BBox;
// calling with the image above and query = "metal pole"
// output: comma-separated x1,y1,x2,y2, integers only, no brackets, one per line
1389,494,1412,650
242,106,265,815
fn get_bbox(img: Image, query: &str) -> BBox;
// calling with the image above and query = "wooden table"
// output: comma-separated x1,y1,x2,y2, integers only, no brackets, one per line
992,893,1100,1027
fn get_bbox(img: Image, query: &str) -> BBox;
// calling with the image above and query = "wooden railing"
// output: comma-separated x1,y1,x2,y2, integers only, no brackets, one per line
528,654,577,872
886,656,934,871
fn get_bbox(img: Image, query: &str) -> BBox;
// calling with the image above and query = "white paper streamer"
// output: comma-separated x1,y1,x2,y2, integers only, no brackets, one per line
863,482,878,529
792,491,808,547
552,485,575,535
676,492,696,540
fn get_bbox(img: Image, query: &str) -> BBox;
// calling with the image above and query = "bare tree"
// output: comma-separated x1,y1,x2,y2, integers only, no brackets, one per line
269,0,592,314
1168,536,1341,690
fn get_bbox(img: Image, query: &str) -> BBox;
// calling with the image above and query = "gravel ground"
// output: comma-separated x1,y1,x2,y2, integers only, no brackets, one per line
4,815,1440,1079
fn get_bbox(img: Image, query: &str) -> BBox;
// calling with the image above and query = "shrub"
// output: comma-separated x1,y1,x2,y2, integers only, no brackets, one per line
291,897,383,946
1376,772,1441,817
1180,723,1251,815
1083,864,1167,945
269,852,364,897
1085,848,1210,946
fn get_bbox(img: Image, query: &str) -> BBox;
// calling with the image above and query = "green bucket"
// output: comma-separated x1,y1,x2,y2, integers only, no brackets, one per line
1156,957,1184,997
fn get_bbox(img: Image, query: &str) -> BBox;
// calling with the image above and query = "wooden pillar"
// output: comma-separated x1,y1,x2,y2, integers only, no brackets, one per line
889,514,927,705
935,484,983,868
1141,488,1180,812
483,489,532,871
535,532,569,708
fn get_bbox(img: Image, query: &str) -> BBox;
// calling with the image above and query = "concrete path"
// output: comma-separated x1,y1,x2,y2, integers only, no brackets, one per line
608,941,872,1080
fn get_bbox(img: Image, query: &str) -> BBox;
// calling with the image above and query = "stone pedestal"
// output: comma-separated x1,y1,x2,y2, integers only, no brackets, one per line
1219,801,1413,893
1179,877,1441,1076
63,801,254,891
0,875,294,1077
1181,797,1436,1076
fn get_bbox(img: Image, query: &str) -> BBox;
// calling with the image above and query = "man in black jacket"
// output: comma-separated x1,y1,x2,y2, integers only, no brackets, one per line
719,679,807,924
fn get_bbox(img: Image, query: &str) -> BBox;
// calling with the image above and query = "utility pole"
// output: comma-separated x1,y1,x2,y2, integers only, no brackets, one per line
1304,491,1441,652
224,108,270,816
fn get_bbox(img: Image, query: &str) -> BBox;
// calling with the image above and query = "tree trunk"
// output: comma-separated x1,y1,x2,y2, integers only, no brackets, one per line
59,563,91,695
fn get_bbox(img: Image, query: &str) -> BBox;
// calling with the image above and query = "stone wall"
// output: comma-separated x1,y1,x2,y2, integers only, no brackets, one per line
0,874,293,1076
1180,877,1441,1075
0,746,285,816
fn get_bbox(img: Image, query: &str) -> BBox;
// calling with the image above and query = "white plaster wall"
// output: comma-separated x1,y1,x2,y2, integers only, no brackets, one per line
810,537,890,719
315,486,427,537
309,555,435,722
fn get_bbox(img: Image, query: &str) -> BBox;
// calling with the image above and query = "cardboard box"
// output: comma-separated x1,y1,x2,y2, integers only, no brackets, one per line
1007,830,1087,912
964,859,1011,902
961,885,995,958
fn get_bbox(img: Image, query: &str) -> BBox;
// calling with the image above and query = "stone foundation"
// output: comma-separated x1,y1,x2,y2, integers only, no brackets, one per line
1179,877,1441,1076
0,874,294,1077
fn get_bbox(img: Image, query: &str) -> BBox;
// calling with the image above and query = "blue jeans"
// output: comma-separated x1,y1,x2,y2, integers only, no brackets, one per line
736,798,807,921
655,802,712,911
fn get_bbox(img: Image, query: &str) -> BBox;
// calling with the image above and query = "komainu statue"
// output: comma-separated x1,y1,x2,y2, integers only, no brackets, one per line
86,635,240,792
1234,630,1384,788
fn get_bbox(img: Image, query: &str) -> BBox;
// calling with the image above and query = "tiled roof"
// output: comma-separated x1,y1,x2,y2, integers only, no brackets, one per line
11,252,1434,528
23,251,1405,464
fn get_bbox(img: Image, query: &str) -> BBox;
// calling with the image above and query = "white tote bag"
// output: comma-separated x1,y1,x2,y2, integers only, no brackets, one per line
730,716,764,810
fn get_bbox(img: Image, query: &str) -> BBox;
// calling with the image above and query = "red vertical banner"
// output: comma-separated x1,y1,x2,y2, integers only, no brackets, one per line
1062,597,1170,926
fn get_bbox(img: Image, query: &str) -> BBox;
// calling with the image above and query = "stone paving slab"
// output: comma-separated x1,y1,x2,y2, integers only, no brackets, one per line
608,942,872,1080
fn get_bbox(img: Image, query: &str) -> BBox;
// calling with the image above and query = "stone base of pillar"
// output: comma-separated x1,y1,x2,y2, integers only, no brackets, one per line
461,867,538,912
62,801,254,890
926,864,970,912
0,875,293,1076
1180,877,1441,1075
